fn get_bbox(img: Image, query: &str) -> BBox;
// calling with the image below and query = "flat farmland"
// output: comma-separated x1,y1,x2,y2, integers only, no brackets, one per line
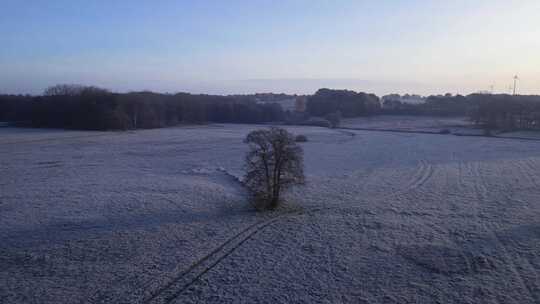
2,122,540,303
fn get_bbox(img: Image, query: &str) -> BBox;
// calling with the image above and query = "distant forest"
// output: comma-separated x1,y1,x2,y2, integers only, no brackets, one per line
382,93,540,131
0,85,287,130
1,84,540,131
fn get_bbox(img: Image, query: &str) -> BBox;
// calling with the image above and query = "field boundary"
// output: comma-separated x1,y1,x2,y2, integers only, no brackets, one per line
339,126,540,142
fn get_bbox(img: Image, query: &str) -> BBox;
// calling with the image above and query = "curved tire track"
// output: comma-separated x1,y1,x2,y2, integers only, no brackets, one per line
380,160,434,201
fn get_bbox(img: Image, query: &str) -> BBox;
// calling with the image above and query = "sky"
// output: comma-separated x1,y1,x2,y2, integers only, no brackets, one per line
1,0,539,96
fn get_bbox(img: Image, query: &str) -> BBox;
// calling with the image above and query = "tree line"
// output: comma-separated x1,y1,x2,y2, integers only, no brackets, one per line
0,85,286,130
306,88,381,117
381,93,471,116
382,93,540,131
468,94,540,131
2,85,540,132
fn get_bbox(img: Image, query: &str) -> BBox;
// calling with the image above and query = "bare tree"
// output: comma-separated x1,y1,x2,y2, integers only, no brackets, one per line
244,127,305,209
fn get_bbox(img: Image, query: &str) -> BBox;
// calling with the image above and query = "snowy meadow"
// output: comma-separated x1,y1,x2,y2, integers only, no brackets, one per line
2,121,540,303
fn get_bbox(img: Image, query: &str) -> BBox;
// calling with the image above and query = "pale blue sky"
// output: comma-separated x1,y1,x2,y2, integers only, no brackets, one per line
1,0,539,95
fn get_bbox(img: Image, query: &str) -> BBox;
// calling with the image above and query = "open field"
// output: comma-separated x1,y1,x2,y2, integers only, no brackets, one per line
341,115,474,133
2,119,540,303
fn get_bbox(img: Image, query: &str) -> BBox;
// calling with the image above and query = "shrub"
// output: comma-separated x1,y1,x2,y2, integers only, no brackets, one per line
439,129,451,134
325,112,341,128
300,117,331,128
295,134,308,142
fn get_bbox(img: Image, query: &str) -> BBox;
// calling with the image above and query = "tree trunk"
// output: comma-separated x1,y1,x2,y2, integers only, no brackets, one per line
269,193,279,209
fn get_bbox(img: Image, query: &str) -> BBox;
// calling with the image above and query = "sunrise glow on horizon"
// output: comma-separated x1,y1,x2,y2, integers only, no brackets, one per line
1,0,539,96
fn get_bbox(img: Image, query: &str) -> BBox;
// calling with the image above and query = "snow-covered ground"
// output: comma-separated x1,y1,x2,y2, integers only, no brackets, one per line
341,115,473,133
2,122,540,303
498,130,540,140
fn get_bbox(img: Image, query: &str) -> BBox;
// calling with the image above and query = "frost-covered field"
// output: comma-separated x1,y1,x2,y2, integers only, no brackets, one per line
341,115,474,133
2,122,540,303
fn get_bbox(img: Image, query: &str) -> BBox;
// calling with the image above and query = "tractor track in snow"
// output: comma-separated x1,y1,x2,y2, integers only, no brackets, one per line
516,158,540,190
304,159,435,216
380,160,434,200
142,209,306,304
469,159,539,302
142,160,435,303
490,229,539,303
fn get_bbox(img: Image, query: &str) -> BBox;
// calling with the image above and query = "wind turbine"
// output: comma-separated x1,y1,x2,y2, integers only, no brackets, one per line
513,75,519,95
